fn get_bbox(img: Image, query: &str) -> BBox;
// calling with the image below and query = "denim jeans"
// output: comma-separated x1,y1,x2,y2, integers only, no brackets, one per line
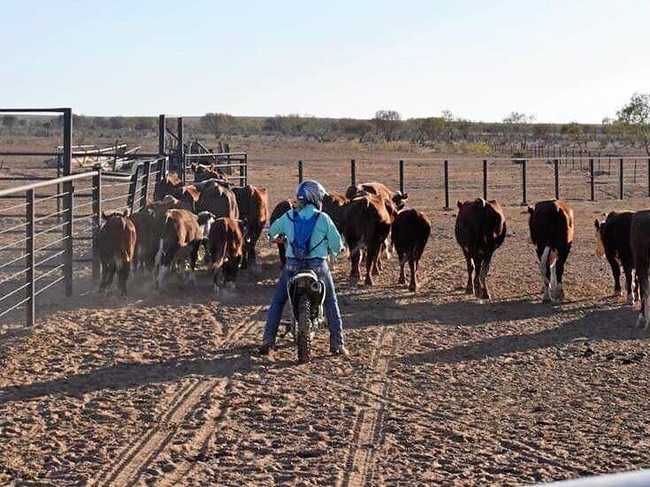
263,257,344,349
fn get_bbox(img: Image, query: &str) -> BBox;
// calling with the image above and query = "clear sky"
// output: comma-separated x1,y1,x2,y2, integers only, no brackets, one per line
1,0,648,124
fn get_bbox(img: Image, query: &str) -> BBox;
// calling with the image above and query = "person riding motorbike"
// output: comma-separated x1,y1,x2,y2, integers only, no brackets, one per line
259,179,349,356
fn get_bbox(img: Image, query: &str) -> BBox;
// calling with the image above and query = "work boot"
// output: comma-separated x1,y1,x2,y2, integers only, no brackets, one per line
330,344,350,357
258,343,274,355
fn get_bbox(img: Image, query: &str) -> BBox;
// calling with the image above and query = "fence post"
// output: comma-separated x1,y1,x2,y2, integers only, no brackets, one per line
554,159,559,200
63,181,74,297
647,158,650,197
483,159,488,200
298,160,303,183
158,114,166,156
177,117,185,185
589,158,595,201
350,159,356,186
127,164,140,213
521,159,527,205
92,171,101,281
26,188,35,326
139,160,151,211
619,158,624,199
243,153,248,186
399,159,404,194
443,160,450,210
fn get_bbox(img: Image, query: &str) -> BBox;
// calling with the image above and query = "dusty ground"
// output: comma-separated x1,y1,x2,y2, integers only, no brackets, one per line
0,136,649,486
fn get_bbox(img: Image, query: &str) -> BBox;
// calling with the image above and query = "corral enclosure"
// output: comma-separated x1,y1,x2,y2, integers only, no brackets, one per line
0,132,649,486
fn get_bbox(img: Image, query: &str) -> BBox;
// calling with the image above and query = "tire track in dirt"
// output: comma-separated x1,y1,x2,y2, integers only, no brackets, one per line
92,305,264,487
337,327,396,487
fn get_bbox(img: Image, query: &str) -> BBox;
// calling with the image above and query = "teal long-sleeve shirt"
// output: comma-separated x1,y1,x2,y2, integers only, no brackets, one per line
268,204,343,260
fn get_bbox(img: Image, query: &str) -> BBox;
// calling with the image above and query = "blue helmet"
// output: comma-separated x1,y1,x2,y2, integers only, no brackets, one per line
296,180,328,210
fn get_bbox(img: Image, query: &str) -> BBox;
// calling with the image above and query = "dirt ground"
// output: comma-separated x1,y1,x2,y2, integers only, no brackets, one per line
0,136,649,486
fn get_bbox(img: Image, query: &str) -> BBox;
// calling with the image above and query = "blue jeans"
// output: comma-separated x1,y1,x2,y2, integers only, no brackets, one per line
263,257,344,349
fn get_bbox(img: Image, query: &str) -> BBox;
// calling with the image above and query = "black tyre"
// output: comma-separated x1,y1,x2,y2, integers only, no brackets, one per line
296,296,312,363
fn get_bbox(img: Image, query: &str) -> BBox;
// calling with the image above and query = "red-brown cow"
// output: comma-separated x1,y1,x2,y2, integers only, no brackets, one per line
99,210,137,296
154,209,204,288
205,217,245,295
322,192,349,236
153,174,200,212
196,180,239,220
232,185,269,269
594,210,638,303
527,199,574,303
455,198,506,300
269,199,296,268
391,208,431,292
630,210,650,329
130,209,159,274
190,162,230,185
344,194,396,286
345,181,409,210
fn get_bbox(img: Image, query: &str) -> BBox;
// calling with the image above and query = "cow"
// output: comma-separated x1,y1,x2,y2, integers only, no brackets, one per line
269,199,296,267
322,192,349,236
344,193,395,286
154,209,204,288
630,210,650,329
344,181,409,210
98,210,137,296
454,198,507,300
153,174,200,212
391,208,431,292
196,180,239,220
232,185,269,269
527,199,574,303
190,163,230,185
205,217,246,295
594,211,638,303
130,209,159,274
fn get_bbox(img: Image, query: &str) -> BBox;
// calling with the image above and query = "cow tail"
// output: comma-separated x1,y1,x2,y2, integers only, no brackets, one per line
121,218,132,263
540,246,551,281
212,223,227,271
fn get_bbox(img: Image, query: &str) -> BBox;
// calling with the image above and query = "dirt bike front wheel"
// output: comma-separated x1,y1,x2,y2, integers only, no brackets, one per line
296,296,312,363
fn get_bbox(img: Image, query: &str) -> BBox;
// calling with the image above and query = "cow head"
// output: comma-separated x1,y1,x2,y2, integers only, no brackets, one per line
392,191,409,210
102,209,130,220
594,218,606,257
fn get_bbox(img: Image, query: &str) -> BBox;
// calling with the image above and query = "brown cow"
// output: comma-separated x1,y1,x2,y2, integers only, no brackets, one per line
154,209,204,288
630,210,650,329
527,199,574,303
594,210,638,303
345,181,409,210
206,217,245,295
153,174,200,212
269,199,296,267
99,210,137,296
391,208,431,292
455,198,506,300
196,180,239,220
344,194,395,286
232,185,269,268
130,209,159,274
190,163,230,185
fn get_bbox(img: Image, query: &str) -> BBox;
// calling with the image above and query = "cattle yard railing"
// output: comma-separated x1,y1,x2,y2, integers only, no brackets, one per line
296,156,650,207
0,157,167,328
184,151,248,187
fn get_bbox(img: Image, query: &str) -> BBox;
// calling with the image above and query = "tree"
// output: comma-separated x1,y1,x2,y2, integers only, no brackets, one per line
615,93,650,155
2,115,17,129
338,118,374,142
201,113,235,139
502,111,535,149
372,109,401,143
561,122,586,152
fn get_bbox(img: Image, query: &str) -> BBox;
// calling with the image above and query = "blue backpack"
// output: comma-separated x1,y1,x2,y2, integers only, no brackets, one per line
289,210,325,261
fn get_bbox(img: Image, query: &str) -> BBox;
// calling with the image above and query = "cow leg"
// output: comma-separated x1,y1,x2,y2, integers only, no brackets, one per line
636,268,649,328
408,256,417,292
118,260,130,296
100,262,110,293
539,246,552,303
606,254,623,297
552,247,569,302
398,253,407,285
348,239,361,286
473,256,482,297
189,241,201,287
365,242,380,286
463,253,474,295
478,251,494,300
623,262,635,304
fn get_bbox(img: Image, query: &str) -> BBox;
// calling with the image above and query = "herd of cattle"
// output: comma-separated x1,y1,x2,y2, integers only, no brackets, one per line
97,162,650,331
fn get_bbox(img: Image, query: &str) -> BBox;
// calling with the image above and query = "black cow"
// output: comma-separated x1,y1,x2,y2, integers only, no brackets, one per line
594,211,638,303
527,199,574,303
455,198,506,300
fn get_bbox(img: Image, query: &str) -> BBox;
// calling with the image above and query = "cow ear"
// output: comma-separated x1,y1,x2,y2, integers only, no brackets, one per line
190,163,197,171
594,219,600,230
527,204,534,214
456,200,463,209
402,192,409,200
101,211,108,220
122,208,130,217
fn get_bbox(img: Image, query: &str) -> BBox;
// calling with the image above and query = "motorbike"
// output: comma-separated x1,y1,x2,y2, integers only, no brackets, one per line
286,269,326,363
